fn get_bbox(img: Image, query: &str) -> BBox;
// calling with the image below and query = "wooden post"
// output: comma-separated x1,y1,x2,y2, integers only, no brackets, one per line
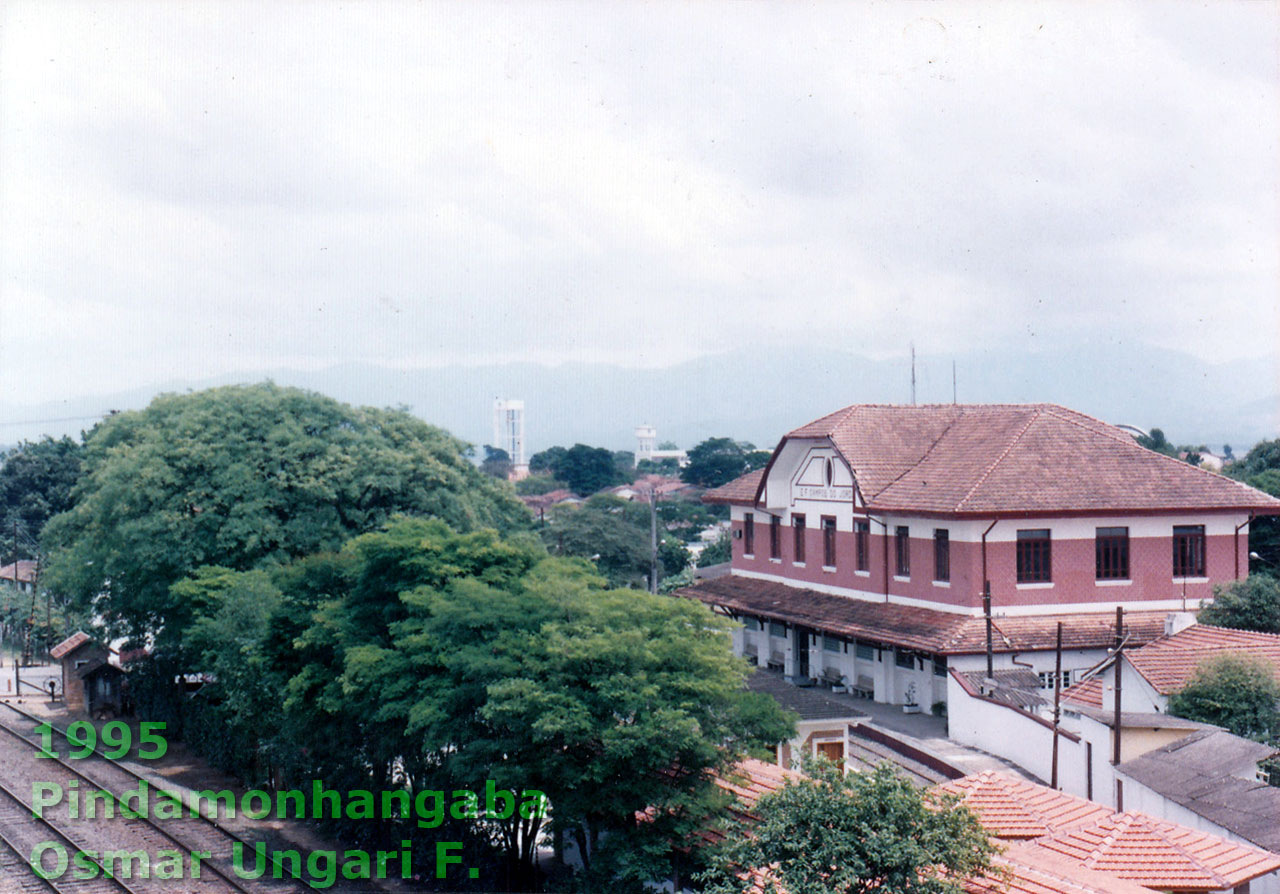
1112,606,1124,767
1051,621,1063,788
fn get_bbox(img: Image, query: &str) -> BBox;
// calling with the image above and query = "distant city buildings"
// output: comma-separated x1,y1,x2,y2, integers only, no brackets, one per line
492,397,529,480
634,424,688,468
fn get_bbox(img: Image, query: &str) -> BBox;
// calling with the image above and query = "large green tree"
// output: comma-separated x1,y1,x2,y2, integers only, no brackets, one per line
1227,440,1280,571
540,494,690,589
682,438,769,489
41,383,528,641
1198,574,1280,634
0,435,83,564
289,517,791,889
529,443,624,496
700,762,996,894
1167,653,1280,742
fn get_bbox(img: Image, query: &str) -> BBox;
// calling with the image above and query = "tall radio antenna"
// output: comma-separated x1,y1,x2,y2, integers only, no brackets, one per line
910,343,917,406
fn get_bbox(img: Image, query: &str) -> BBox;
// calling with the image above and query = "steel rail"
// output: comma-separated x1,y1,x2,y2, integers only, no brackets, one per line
0,776,141,894
0,702,284,894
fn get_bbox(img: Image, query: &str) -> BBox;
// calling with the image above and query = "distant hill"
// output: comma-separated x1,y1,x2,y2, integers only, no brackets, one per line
2,345,1275,456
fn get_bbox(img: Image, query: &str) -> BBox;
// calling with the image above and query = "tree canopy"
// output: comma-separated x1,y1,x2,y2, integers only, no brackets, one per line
278,517,791,888
700,762,996,894
41,383,529,641
529,443,625,496
1167,653,1280,742
0,435,83,564
540,494,690,589
1197,574,1280,634
682,438,770,488
1227,440,1280,571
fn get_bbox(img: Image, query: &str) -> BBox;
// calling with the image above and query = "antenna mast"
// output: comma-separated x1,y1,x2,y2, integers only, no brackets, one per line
910,343,917,405
952,360,957,405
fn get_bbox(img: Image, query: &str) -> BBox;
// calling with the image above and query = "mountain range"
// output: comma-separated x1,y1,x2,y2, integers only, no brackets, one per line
2,345,1276,457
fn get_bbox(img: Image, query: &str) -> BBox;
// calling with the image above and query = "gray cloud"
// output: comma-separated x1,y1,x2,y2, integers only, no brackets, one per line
1,1,1276,405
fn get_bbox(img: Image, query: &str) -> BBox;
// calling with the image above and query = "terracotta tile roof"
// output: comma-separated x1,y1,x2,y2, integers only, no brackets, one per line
1061,675,1106,709
965,843,1156,894
1032,810,1280,890
782,404,1280,515
679,576,1168,656
933,771,1114,839
0,559,37,583
714,757,802,812
1125,623,1280,695
703,469,765,504
50,631,93,660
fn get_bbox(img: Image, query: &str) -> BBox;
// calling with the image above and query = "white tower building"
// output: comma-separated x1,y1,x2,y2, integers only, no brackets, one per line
493,398,526,470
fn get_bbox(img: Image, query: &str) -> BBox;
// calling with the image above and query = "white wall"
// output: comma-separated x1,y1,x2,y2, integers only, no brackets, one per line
946,673,1092,796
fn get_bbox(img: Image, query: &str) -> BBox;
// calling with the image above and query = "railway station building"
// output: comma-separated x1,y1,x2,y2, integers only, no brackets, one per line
678,403,1280,711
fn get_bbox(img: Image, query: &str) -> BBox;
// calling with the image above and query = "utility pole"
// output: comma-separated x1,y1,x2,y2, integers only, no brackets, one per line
1051,621,1063,788
1112,606,1124,767
649,486,659,594
983,582,994,679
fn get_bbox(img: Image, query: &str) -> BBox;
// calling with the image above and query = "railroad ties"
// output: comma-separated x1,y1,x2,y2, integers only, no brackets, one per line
0,701,315,893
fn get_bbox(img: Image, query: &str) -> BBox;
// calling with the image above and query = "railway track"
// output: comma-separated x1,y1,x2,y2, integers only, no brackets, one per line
0,701,317,893
0,776,139,894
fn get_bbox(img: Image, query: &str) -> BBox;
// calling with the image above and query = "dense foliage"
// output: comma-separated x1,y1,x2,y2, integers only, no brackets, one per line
41,383,528,642
699,762,996,894
130,517,792,891
1167,653,1280,742
1227,439,1280,572
529,443,627,496
0,436,83,564
1197,574,1280,634
540,494,690,589
681,438,770,489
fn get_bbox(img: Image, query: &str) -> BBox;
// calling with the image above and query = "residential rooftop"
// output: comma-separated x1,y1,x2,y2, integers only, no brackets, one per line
1117,728,1280,852
1125,623,1280,695
707,403,1280,516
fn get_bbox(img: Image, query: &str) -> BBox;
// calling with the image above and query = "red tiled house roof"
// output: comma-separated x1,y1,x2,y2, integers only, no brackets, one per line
680,575,1169,656
1061,675,1106,709
711,404,1280,515
704,469,765,504
0,559,38,583
50,631,93,660
933,771,1114,839
964,843,1156,894
1031,810,1280,891
1125,624,1280,695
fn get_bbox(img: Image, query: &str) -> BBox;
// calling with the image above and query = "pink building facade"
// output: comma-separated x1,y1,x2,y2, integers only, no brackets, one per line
683,404,1280,708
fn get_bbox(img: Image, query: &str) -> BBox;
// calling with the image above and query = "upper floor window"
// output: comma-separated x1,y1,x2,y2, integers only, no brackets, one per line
933,529,950,582
822,635,842,653
855,521,869,571
769,515,781,560
768,620,787,638
1016,529,1052,582
1096,527,1129,580
792,514,806,564
822,516,837,567
743,512,755,556
1173,525,1206,577
895,526,910,577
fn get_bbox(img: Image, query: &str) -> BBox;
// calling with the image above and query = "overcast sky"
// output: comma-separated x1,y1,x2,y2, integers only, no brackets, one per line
2,1,1277,409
